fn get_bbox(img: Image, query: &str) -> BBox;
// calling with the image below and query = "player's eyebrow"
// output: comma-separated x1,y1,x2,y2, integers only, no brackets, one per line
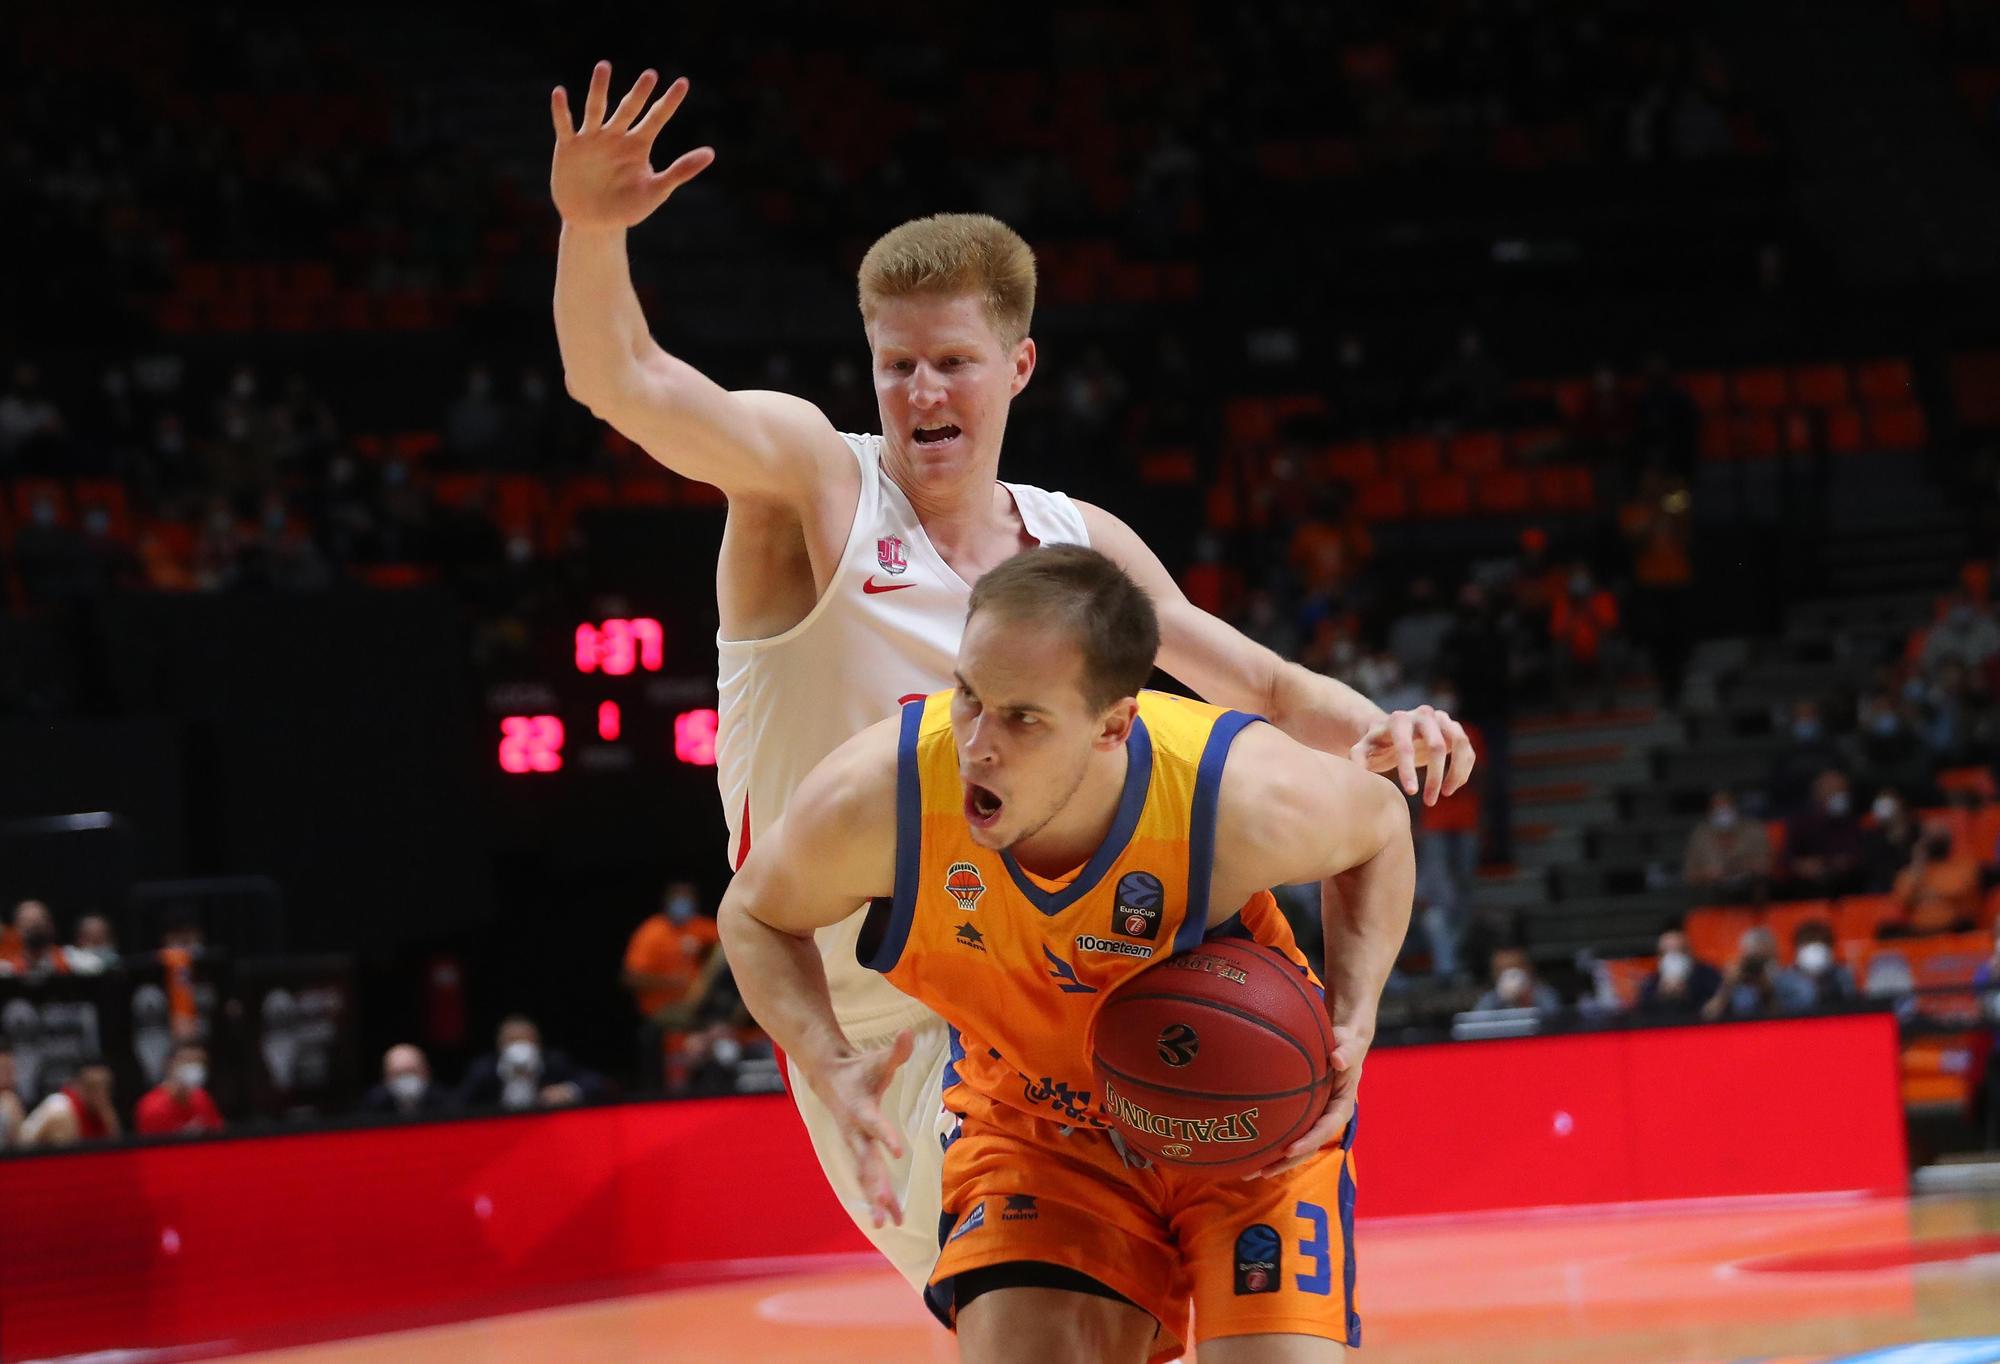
954,673,1050,716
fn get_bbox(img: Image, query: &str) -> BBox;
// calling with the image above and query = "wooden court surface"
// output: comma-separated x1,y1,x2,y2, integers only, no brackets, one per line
229,1191,2000,1364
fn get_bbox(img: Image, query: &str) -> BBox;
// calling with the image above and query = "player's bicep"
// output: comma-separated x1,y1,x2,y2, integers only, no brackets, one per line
602,359,848,503
723,721,900,938
1220,730,1406,887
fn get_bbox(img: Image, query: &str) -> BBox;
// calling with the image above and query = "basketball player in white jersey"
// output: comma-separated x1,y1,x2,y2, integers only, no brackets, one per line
549,63,1473,1288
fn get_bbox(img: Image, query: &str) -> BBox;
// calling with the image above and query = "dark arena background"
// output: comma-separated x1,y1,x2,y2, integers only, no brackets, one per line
2,2,2000,1361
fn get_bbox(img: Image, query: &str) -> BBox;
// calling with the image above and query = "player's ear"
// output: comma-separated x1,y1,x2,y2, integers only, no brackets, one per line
1095,696,1139,751
1009,336,1036,396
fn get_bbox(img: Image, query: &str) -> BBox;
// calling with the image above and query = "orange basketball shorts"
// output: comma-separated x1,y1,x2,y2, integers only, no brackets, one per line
922,1091,1360,1358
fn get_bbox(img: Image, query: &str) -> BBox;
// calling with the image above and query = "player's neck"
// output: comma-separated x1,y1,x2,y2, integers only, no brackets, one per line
1007,746,1130,881
882,443,1013,551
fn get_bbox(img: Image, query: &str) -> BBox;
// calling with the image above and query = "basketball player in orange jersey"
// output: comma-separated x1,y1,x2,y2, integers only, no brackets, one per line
720,547,1410,1362
551,62,1460,1293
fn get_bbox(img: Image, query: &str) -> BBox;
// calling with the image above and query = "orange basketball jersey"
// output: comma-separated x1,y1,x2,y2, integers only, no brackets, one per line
860,689,1315,1129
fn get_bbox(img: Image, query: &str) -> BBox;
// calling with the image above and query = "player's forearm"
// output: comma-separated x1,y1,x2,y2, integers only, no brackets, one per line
716,904,856,1076
554,222,669,411
1318,804,1415,1033
1268,659,1390,756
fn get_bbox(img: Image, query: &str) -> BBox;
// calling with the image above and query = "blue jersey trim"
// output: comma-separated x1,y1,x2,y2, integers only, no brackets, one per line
942,1024,967,1091
1000,715,1154,915
1339,1111,1361,1347
1179,710,1262,952
858,699,928,974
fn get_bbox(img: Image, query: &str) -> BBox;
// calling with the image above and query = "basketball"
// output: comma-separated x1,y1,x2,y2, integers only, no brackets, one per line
1090,939,1336,1179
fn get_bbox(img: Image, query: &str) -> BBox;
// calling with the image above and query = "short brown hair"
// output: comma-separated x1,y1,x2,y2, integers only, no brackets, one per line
857,214,1037,345
967,547,1157,711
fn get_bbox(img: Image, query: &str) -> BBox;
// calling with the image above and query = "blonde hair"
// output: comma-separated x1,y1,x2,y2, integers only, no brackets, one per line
857,213,1037,346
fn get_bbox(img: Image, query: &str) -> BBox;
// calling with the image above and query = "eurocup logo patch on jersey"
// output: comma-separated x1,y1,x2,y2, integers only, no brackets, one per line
1234,1224,1282,1295
1113,871,1164,940
945,861,986,912
876,535,908,576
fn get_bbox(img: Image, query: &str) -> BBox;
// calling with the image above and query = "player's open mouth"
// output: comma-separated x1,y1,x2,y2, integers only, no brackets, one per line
964,782,1004,829
913,424,961,448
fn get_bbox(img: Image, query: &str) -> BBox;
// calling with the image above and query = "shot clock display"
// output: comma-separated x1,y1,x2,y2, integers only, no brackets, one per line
490,615,718,777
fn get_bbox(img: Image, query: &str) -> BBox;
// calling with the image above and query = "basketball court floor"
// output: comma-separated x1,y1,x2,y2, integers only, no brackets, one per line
204,1189,2000,1364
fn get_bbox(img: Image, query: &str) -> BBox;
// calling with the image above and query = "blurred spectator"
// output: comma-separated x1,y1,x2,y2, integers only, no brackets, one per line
1920,596,2000,676
1287,484,1374,602
1771,698,1843,813
625,882,725,1091
159,917,207,1041
1440,581,1520,864
1782,771,1867,897
1,900,68,977
1387,578,1455,683
1619,470,1694,699
1860,788,1922,892
1774,921,1858,1012
13,493,91,603
1473,947,1562,1017
0,1048,23,1149
1682,788,1773,903
0,362,67,467
1886,821,1983,935
446,365,505,462
135,1041,223,1137
458,1015,605,1112
1702,926,1783,1020
1414,687,1482,979
1637,927,1724,1019
1845,692,1932,794
20,1061,119,1147
1548,565,1621,696
65,915,118,975
360,1043,455,1118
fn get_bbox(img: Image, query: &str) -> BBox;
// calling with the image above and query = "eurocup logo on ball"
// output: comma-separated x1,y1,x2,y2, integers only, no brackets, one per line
1114,870,1163,940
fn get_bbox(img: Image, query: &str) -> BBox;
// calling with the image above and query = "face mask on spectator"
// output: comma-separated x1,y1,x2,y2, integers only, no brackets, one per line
1710,805,1737,830
1872,795,1899,822
1792,717,1823,743
1497,966,1530,1000
1796,942,1833,976
500,1040,541,1077
174,1062,206,1091
1824,790,1850,817
1868,710,1900,736
1659,951,1692,985
711,1035,742,1067
388,1073,426,1106
667,893,697,925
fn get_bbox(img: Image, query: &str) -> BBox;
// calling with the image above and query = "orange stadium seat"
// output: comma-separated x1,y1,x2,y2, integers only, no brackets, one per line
1792,363,1851,408
1413,473,1472,518
1937,767,1999,801
492,475,548,541
1323,441,1380,483
1867,402,1927,451
1781,411,1816,455
1138,449,1197,485
1732,367,1790,409
1699,414,1732,461
1856,358,1915,404
1762,901,1833,952
1384,435,1442,478
1835,894,1903,946
1679,371,1729,412
1825,405,1866,453
1601,956,1658,1009
1357,479,1410,521
1475,470,1533,514
1729,412,1781,459
1686,906,1759,965
71,480,133,542
1224,399,1277,447
1982,886,2000,933
1446,431,1506,475
1530,465,1594,511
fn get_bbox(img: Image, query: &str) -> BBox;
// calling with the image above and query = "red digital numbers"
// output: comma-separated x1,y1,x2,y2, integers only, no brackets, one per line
575,618,665,676
674,708,719,766
598,700,622,742
498,715,565,774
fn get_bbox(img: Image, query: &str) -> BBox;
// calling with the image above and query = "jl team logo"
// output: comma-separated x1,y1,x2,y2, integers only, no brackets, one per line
1114,871,1163,940
1234,1224,1281,1295
876,535,908,576
946,861,986,912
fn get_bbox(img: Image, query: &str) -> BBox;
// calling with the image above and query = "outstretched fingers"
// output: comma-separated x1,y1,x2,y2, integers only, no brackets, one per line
634,75,694,141
645,147,715,211
550,85,574,141
581,59,612,128
608,68,659,133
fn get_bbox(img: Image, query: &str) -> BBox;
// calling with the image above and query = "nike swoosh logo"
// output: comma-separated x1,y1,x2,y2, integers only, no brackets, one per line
863,578,915,594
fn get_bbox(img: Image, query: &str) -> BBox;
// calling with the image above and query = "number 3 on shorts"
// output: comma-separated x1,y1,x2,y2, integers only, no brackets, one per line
1294,1201,1331,1295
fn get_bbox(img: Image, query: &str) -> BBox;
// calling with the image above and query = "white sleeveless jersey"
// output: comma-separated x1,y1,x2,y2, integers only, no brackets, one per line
716,432,1090,1035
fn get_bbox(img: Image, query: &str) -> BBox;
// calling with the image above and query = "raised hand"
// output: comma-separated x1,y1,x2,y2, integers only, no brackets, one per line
550,62,715,229
1350,704,1475,806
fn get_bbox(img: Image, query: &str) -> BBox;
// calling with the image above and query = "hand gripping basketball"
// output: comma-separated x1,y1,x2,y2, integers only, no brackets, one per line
811,1027,914,1230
